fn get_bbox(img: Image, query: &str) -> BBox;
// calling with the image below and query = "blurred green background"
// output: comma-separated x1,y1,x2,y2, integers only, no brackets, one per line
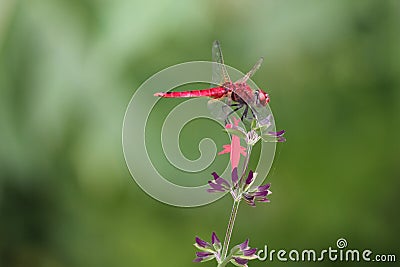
1,0,399,266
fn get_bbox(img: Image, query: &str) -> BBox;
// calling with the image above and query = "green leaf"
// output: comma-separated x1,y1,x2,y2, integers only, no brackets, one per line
213,242,222,253
236,254,258,260
229,245,241,255
193,243,215,253
198,255,215,263
254,124,269,132
230,258,246,266
223,128,247,139
261,135,278,142
251,119,257,129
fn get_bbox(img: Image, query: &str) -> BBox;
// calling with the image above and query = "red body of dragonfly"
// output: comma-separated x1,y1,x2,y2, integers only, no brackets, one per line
154,86,228,99
154,41,270,119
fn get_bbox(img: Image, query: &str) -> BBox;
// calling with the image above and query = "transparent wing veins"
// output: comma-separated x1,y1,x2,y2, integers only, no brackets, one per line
212,40,231,86
236,57,264,84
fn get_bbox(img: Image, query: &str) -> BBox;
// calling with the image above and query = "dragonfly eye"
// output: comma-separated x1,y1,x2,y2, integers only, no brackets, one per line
257,89,269,106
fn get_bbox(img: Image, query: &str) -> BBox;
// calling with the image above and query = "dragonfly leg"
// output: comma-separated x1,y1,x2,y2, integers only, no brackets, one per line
229,103,244,116
250,107,256,120
241,104,249,121
228,103,242,108
224,103,244,123
222,103,241,121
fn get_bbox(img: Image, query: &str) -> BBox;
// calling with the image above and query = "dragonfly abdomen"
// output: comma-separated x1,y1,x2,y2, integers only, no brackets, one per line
154,87,227,99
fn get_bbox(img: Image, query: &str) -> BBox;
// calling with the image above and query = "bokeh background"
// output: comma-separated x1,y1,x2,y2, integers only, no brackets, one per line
1,0,399,266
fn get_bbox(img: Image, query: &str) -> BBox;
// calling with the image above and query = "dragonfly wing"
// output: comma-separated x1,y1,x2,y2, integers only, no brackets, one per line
236,57,264,84
207,97,232,121
212,40,231,87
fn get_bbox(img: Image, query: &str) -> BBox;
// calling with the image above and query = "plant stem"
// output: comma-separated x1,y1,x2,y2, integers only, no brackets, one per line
238,145,252,188
218,139,254,266
218,199,241,267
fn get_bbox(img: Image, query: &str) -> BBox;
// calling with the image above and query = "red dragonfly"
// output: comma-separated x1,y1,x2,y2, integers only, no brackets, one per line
154,41,270,120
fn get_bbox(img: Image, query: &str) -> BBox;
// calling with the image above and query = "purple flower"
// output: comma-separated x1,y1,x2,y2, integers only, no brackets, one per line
262,129,286,142
232,257,248,266
268,130,286,142
242,183,271,206
211,232,221,251
229,239,258,266
195,237,212,250
193,252,214,262
193,232,222,263
207,172,231,193
239,239,249,251
268,130,285,137
258,115,272,129
243,170,256,191
231,168,239,188
207,168,241,195
207,169,272,206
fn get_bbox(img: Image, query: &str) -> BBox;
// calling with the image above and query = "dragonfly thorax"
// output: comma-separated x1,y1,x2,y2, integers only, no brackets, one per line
229,83,269,107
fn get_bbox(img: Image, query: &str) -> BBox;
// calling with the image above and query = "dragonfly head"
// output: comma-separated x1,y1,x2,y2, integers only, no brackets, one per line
255,89,270,106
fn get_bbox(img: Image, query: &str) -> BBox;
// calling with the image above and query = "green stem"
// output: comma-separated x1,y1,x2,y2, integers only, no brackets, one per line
217,139,254,266
218,199,241,267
